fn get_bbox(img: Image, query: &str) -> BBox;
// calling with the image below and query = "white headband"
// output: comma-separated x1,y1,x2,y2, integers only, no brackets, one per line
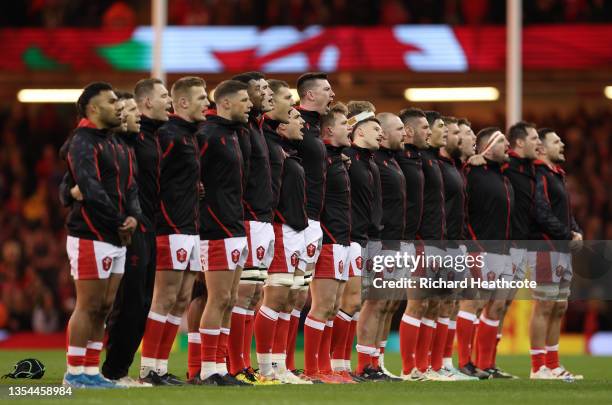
347,111,375,127
481,131,504,155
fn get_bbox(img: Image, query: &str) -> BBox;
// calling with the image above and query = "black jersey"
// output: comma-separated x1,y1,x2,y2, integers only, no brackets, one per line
417,148,446,240
320,144,351,246
438,153,465,240
395,144,424,240
374,147,406,244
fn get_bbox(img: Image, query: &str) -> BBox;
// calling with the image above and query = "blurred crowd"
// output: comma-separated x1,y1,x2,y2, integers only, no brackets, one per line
1,0,610,28
0,101,610,333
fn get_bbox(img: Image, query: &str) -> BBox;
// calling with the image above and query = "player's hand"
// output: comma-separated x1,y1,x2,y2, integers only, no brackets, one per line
199,182,205,200
70,185,83,201
571,231,583,241
468,154,486,166
118,230,132,246
119,216,138,234
341,153,351,170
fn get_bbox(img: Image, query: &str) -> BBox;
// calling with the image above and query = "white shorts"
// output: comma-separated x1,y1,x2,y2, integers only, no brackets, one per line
244,221,275,269
446,245,469,282
510,247,529,281
469,252,513,290
348,242,366,277
67,236,126,280
302,219,323,266
400,241,417,277
315,243,351,281
200,236,249,272
528,251,573,300
156,234,201,271
268,223,305,274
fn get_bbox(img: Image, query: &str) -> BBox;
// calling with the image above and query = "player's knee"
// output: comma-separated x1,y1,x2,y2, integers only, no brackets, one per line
553,300,568,318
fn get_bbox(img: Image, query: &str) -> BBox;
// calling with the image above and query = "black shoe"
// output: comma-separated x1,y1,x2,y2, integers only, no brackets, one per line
201,373,227,386
140,370,173,386
220,373,252,386
239,368,257,383
491,367,518,379
357,366,388,382
186,374,203,385
458,363,490,380
349,372,367,383
483,368,513,379
374,367,403,382
159,372,184,386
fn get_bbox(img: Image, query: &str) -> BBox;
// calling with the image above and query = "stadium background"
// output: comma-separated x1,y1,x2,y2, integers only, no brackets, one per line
0,0,610,358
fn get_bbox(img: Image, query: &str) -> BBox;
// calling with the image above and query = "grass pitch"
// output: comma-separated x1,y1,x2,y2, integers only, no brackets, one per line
1,350,610,404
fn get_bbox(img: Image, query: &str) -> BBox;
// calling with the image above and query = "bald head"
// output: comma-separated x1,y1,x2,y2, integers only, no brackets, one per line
376,112,405,150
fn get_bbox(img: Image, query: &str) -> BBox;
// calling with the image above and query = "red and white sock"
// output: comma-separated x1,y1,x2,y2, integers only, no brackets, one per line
530,347,546,372
156,314,181,375
472,318,480,365
84,340,103,375
344,311,359,371
431,317,449,371
443,320,456,369
216,328,230,376
286,309,301,371
187,332,201,379
271,312,291,374
318,319,334,374
254,306,279,377
415,318,436,372
66,345,86,375
200,328,220,380
331,310,351,371
545,344,560,370
228,306,248,375
140,311,167,377
304,315,325,375
243,310,255,369
475,315,499,370
456,311,477,368
400,314,420,374
355,344,376,374
371,348,380,369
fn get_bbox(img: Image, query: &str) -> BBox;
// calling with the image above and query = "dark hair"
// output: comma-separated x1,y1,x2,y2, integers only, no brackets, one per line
537,127,556,142
296,72,328,98
134,78,163,102
442,116,458,125
508,121,536,148
476,127,502,153
214,80,249,102
114,90,134,101
424,110,442,127
171,76,206,98
398,107,426,125
268,79,289,93
321,102,348,129
457,118,471,127
76,82,114,119
231,71,265,84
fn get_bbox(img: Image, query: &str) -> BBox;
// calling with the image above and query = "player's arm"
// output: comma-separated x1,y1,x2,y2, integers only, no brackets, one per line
68,134,125,230
534,174,572,240
58,171,76,207
124,148,142,224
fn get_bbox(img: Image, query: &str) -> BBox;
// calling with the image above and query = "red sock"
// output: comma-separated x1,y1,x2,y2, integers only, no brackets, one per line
157,314,181,366
493,334,501,367
243,310,255,368
456,311,476,368
444,321,456,359
476,316,499,370
304,315,325,375
84,341,103,372
530,347,546,372
228,307,247,374
371,350,380,368
254,306,279,357
416,318,435,372
141,312,167,365
272,312,291,356
472,319,479,366
216,328,230,374
344,314,358,366
400,314,420,374
545,345,559,370
318,319,334,374
66,345,86,373
187,333,201,379
355,344,375,374
199,328,220,379
286,309,301,371
330,311,351,362
431,318,449,371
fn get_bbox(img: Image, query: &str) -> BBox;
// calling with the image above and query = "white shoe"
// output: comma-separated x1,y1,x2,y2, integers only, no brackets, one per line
276,370,313,385
379,356,401,379
112,376,153,388
423,368,455,381
442,367,478,381
400,368,429,381
551,366,583,381
530,365,555,380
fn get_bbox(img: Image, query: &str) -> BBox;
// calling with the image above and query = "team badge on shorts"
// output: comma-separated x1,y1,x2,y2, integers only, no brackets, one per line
256,246,265,261
356,256,363,270
176,248,188,263
555,265,564,278
102,257,113,271
291,252,299,267
231,249,240,264
366,259,373,272
307,243,316,258
487,271,496,282
339,260,344,274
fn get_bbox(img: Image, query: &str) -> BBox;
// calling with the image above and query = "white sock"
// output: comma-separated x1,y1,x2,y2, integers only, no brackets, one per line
257,353,274,377
66,346,86,375
331,359,345,371
216,362,228,376
443,357,454,370
156,359,168,376
200,362,217,380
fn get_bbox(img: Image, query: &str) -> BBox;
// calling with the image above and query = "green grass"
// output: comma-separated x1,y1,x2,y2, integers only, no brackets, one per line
1,350,611,404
